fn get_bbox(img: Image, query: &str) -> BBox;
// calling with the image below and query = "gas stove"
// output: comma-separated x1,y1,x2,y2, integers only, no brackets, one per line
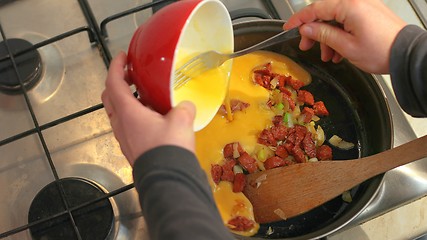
0,0,426,239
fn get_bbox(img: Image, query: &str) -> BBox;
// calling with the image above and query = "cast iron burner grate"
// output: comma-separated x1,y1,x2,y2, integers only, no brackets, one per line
28,178,114,240
0,38,43,94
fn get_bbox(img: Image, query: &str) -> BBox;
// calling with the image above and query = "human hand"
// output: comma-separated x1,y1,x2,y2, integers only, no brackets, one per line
284,0,406,74
101,52,196,166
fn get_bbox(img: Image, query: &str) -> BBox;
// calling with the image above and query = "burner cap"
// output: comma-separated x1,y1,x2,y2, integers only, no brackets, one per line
0,38,43,94
28,178,114,240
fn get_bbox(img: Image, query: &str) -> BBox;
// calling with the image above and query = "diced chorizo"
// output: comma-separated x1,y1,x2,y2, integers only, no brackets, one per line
302,132,316,158
277,75,287,88
253,63,273,88
237,152,258,173
218,99,250,115
253,68,270,76
282,94,296,111
270,72,279,78
279,86,292,96
258,129,277,146
272,115,283,126
286,132,296,145
317,145,333,161
283,141,295,153
291,145,306,163
254,73,271,88
301,107,314,123
287,77,305,90
223,142,244,159
313,101,329,116
275,145,289,158
232,173,246,193
223,144,233,159
264,156,286,170
263,75,271,88
253,63,271,76
211,164,223,185
271,124,288,141
264,62,272,73
297,90,315,106
230,99,250,113
294,125,307,146
286,126,296,136
228,216,255,231
221,159,236,182
253,72,265,86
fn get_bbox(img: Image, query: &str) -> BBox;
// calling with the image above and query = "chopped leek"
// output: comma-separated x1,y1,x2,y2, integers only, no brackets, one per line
342,190,352,203
233,165,244,174
276,102,284,110
257,148,267,162
283,112,294,128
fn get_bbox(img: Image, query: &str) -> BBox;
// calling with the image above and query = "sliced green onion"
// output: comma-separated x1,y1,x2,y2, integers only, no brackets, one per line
275,102,284,110
283,112,294,128
257,148,267,162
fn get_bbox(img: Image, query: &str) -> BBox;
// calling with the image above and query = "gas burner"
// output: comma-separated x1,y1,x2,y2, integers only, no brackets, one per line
28,178,115,240
0,38,43,94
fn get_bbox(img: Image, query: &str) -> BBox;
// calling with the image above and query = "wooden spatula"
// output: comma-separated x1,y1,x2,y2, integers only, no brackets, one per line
243,135,427,224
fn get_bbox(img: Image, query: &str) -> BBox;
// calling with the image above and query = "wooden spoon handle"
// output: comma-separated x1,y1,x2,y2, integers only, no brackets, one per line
359,135,427,180
244,135,427,223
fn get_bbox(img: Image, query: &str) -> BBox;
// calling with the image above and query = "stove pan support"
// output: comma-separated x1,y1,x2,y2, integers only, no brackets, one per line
0,1,132,237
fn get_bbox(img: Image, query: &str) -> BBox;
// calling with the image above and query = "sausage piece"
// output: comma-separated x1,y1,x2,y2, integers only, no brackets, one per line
275,145,289,158
211,164,223,185
223,142,244,159
237,152,258,173
297,90,315,106
291,145,306,163
313,101,329,116
221,159,236,182
232,173,246,193
317,145,333,161
228,216,255,231
303,132,317,158
264,156,286,170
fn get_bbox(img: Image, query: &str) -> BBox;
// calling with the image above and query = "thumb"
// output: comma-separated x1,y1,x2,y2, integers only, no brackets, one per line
165,101,196,152
167,101,196,129
300,22,351,55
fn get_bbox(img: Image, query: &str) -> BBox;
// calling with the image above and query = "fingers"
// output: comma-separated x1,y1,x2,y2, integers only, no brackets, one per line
332,52,343,63
299,22,352,58
283,0,348,62
101,90,114,119
106,51,128,88
104,52,142,112
320,43,335,62
296,23,349,63
299,36,315,51
159,101,196,152
284,0,340,29
166,101,196,130
102,52,128,119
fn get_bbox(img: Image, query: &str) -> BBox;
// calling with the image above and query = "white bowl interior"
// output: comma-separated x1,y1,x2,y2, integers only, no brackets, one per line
171,0,234,131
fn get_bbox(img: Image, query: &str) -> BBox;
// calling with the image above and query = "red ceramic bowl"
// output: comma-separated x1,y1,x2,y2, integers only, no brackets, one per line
127,0,233,131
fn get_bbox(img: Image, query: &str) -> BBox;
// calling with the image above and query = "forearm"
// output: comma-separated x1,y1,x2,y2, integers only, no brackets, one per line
132,145,233,240
390,25,427,117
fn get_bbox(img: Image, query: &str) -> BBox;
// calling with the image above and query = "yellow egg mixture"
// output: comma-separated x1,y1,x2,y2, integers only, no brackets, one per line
176,50,310,236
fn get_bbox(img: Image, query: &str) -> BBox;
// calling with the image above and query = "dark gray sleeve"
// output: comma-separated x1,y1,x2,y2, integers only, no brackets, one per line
390,25,427,117
132,145,234,240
